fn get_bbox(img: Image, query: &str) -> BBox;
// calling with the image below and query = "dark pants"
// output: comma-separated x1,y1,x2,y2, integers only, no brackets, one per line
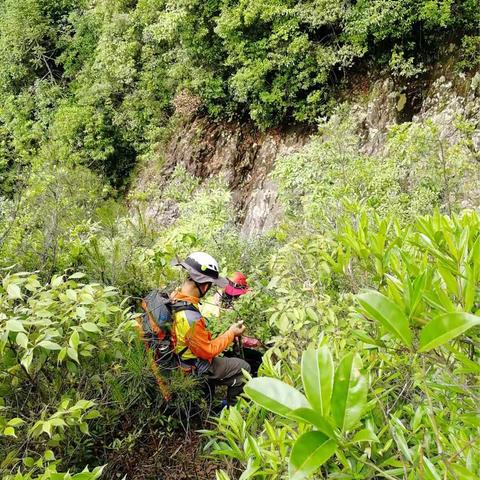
206,356,251,406
224,347,263,377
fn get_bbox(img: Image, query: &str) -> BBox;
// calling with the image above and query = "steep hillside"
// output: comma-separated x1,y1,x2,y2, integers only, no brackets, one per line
132,70,480,237
1,2,480,480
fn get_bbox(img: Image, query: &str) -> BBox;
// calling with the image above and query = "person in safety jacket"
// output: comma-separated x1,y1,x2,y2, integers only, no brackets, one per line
170,252,250,406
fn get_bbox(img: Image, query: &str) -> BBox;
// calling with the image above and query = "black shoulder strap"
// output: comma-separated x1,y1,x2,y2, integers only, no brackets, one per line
170,300,200,314
178,346,189,358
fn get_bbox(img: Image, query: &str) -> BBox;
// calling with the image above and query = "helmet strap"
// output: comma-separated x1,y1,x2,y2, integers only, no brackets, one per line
189,277,211,298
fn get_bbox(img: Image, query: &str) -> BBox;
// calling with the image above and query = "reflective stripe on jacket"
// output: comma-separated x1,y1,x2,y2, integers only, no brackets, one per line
172,292,234,362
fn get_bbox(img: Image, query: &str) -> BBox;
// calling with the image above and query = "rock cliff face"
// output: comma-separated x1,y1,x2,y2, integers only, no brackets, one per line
162,118,310,237
134,71,480,237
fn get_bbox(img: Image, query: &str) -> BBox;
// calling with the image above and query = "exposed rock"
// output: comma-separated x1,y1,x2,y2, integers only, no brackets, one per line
413,75,480,143
136,117,310,236
355,78,398,155
241,179,283,238
133,70,479,237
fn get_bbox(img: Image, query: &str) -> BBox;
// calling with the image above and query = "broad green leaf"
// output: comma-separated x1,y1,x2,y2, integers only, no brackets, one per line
448,348,480,374
58,347,67,362
406,272,427,318
7,284,22,299
81,322,100,333
433,282,457,312
412,406,424,431
239,458,260,480
290,408,335,438
419,312,480,352
301,348,333,416
80,293,94,305
351,329,384,347
25,278,41,291
23,457,35,468
245,434,262,461
16,332,28,348
392,421,412,463
44,450,55,461
6,319,25,333
289,431,336,480
66,289,78,301
69,272,86,279
69,330,80,350
3,426,16,437
21,350,33,371
51,275,64,288
463,266,475,312
357,291,412,347
438,266,458,296
352,429,379,443
83,410,101,420
41,421,52,437
74,399,94,410
86,467,106,478
7,418,24,427
79,422,89,434
67,347,79,363
49,418,67,428
244,377,309,417
71,473,98,480
306,307,319,322
37,340,62,351
331,353,367,432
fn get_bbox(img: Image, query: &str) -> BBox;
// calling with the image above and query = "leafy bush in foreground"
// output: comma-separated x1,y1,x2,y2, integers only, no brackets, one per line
206,209,480,479
0,271,142,478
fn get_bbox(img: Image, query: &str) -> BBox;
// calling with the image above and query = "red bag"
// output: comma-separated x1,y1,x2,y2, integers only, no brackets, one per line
242,336,261,348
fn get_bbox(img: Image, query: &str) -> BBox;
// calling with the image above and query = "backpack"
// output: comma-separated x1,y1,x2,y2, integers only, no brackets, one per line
137,290,199,399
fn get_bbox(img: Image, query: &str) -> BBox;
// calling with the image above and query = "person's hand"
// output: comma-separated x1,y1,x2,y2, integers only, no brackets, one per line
229,320,245,337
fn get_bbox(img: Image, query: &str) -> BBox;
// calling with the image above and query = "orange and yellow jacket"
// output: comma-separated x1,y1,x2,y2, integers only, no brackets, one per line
171,292,234,362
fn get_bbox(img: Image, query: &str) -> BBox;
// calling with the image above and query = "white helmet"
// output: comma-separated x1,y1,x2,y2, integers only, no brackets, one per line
171,251,228,288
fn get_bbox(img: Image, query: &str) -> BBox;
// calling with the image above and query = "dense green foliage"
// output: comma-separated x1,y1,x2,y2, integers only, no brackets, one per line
208,209,480,479
3,108,478,478
0,0,479,192
1,0,480,478
0,271,136,478
198,115,480,479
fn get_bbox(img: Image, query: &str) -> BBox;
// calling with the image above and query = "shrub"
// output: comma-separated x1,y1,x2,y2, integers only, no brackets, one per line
273,114,478,230
205,209,480,479
0,270,156,478
0,164,105,276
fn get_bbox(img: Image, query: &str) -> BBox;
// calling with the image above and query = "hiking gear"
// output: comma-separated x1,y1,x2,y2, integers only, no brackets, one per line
139,290,198,348
232,334,245,360
171,291,235,362
242,336,262,348
225,271,249,296
137,290,200,399
207,356,251,406
171,252,228,288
